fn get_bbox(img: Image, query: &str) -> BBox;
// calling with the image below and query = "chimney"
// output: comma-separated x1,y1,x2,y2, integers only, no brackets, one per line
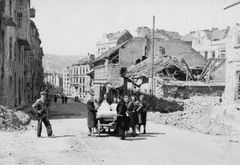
88,54,95,61
211,27,218,31
236,23,240,26
143,37,148,56
227,26,230,29
159,46,165,56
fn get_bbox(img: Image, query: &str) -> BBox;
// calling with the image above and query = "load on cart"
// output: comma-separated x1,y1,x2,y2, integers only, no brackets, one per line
96,100,118,137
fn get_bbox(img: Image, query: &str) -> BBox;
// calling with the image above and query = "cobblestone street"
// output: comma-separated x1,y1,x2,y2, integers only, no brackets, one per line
0,100,240,165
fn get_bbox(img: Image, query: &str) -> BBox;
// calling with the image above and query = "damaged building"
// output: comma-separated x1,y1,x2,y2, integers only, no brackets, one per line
0,0,44,109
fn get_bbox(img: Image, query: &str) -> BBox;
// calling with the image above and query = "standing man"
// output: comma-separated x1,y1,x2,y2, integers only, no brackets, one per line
116,95,129,140
54,94,57,105
61,94,65,104
32,91,53,138
65,95,68,104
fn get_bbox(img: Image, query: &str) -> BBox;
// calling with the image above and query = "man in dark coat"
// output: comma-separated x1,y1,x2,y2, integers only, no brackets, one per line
64,96,68,104
116,95,129,140
32,91,53,138
87,94,96,136
61,94,65,104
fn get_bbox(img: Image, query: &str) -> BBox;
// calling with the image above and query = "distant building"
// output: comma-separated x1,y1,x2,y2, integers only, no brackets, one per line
92,37,150,98
63,66,71,96
69,54,94,99
191,27,235,59
44,72,62,87
44,71,63,94
96,30,133,57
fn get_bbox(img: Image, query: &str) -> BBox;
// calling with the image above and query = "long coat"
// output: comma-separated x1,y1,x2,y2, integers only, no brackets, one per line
87,100,96,128
116,101,129,131
127,101,138,127
137,100,149,125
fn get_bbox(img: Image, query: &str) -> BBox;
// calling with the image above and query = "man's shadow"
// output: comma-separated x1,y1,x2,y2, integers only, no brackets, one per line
42,135,76,138
137,132,166,138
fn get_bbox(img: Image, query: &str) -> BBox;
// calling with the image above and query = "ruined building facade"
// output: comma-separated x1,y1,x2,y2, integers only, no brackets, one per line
0,0,44,108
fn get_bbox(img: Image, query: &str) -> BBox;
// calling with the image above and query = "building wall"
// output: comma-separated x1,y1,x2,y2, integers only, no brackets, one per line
63,66,71,96
69,64,91,98
192,30,229,59
0,0,43,108
119,37,149,65
223,26,240,104
96,30,133,57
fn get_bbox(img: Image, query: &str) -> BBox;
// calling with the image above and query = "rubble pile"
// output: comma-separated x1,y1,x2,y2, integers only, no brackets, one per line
0,105,30,131
148,96,235,135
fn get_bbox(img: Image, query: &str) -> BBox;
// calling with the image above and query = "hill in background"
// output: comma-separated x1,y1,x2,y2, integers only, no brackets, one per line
43,54,86,74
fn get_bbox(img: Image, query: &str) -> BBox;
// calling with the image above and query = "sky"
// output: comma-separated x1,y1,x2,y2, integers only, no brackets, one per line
31,0,240,56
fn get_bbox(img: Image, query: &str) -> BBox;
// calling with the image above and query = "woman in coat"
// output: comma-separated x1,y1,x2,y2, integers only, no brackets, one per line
127,96,138,137
136,95,149,134
87,94,96,136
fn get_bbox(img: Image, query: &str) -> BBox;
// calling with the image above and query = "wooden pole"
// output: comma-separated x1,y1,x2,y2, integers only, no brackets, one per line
151,15,155,110
224,0,240,10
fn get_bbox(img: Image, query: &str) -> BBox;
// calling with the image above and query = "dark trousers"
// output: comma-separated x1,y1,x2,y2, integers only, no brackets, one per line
37,115,52,137
117,117,127,139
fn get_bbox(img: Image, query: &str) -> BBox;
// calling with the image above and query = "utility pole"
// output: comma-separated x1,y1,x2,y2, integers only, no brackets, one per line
151,15,155,110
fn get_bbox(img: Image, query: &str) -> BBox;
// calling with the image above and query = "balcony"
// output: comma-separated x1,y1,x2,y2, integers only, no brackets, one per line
0,12,17,26
30,8,36,18
17,36,30,46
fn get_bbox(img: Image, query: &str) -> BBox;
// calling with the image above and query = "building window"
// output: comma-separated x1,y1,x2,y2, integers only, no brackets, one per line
238,35,240,44
204,51,208,59
17,12,23,28
9,76,12,88
9,0,12,17
14,42,17,61
9,37,12,59
221,50,226,59
212,51,215,58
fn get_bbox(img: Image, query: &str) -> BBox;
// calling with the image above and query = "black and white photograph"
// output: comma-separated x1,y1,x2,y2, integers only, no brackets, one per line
1,0,240,164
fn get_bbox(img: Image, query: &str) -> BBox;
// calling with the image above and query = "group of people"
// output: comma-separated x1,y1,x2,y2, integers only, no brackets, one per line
61,94,68,104
54,94,68,105
87,93,149,140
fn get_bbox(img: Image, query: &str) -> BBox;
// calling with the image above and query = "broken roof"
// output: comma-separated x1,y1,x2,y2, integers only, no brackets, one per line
136,27,181,39
124,39,207,78
203,29,229,41
97,30,130,44
72,57,89,66
181,32,195,42
107,77,124,89
93,40,130,63
124,56,181,78
208,60,226,83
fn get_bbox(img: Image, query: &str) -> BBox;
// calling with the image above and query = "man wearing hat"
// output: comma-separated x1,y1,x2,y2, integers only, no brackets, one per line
32,91,53,138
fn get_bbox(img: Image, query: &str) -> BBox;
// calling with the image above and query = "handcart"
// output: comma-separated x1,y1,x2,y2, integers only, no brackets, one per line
96,112,117,137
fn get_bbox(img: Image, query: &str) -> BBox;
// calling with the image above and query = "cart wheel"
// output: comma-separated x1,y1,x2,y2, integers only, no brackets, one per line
98,120,101,137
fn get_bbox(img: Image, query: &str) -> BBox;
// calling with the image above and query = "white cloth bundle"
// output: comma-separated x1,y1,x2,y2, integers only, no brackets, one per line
96,101,117,119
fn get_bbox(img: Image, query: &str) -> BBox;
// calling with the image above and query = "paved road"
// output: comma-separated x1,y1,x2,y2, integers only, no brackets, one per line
1,99,240,165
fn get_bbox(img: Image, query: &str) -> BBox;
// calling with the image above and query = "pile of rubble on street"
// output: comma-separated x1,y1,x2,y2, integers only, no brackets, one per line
0,105,30,131
148,96,236,136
